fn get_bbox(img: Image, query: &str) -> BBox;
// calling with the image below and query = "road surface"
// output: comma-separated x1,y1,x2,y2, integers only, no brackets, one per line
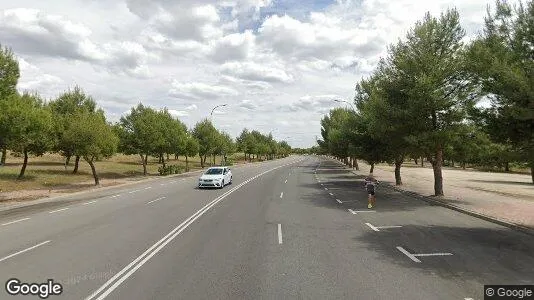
0,156,532,299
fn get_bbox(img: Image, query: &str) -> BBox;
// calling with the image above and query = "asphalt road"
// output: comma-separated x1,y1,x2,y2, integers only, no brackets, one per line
0,155,532,300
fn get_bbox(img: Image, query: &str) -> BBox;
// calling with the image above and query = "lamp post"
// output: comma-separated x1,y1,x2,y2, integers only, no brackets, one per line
334,99,356,111
210,104,228,119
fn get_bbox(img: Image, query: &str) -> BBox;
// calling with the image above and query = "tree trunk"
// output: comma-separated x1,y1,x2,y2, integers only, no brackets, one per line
174,154,178,160
504,162,510,172
72,156,80,174
85,156,100,186
432,148,444,196
142,154,148,176
65,155,71,166
530,162,533,184
354,158,359,170
167,153,170,161
450,159,454,167
461,161,466,170
369,163,375,174
414,158,418,165
161,153,166,168
18,149,29,179
1,148,6,165
394,157,403,186
185,156,189,172
421,156,424,167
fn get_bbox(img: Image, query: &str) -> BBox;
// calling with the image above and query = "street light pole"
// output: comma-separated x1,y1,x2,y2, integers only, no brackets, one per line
210,104,228,119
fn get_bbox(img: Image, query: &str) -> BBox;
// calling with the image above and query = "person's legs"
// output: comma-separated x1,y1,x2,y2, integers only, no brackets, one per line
367,193,372,208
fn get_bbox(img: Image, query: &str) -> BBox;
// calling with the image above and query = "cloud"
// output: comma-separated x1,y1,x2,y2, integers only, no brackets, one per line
186,104,198,110
238,99,258,110
0,0,509,147
168,80,239,99
17,58,63,93
257,13,386,65
168,109,189,117
220,61,294,83
0,8,155,78
207,30,255,62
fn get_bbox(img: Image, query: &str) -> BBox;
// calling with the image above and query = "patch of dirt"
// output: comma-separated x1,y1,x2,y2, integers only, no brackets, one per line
0,177,141,203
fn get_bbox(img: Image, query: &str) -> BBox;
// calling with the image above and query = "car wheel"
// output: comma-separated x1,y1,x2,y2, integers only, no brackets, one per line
220,180,225,189
230,176,232,184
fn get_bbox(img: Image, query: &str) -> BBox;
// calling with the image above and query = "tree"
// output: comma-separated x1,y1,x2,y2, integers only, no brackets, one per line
219,132,235,165
192,119,219,168
118,104,163,175
63,111,118,185
0,45,20,165
383,9,475,195
49,86,99,173
467,0,534,183
4,93,53,178
183,136,199,172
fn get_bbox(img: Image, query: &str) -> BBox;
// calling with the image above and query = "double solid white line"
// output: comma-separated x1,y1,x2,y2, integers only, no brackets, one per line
85,160,302,300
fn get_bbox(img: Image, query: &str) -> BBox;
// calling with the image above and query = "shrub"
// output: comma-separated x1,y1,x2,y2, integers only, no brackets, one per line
158,164,184,176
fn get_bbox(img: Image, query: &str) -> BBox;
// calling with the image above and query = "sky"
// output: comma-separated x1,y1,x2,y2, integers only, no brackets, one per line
0,0,510,147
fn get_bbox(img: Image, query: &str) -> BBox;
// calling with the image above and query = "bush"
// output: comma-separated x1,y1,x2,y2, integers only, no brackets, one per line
158,164,184,176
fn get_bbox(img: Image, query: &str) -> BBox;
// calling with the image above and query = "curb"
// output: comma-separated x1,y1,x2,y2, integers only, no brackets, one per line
0,157,289,213
324,158,534,237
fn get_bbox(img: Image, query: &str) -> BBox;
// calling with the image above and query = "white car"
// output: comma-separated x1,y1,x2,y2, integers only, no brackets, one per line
198,167,232,189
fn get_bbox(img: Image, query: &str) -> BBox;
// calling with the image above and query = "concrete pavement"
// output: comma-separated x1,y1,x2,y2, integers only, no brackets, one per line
0,156,532,299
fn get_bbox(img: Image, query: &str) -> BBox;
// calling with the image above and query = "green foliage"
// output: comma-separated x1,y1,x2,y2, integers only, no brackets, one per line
158,164,184,176
64,112,118,160
49,86,99,159
4,93,53,156
0,44,19,102
467,0,534,180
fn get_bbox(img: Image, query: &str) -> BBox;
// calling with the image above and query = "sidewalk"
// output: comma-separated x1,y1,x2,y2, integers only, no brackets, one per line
343,159,534,233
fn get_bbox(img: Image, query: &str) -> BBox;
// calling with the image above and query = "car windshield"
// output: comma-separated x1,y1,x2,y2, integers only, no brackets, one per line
205,168,223,175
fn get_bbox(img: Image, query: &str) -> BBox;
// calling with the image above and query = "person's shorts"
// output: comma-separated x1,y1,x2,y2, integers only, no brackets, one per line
367,190,375,196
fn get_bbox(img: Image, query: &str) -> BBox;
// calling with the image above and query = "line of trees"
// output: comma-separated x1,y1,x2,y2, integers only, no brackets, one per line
0,46,292,186
236,129,292,161
318,0,533,196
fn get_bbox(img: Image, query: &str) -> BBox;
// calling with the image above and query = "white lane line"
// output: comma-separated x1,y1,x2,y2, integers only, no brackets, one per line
324,187,328,190
0,240,51,263
377,225,403,229
1,218,30,226
284,179,287,184
278,224,283,244
348,209,357,214
49,208,69,214
128,190,140,194
160,183,166,186
85,159,303,300
144,187,152,190
465,298,474,300
336,199,343,204
280,192,284,199
329,192,334,196
396,246,421,263
351,210,376,213
82,201,97,206
413,253,453,257
365,223,380,232
147,197,166,205
110,194,121,198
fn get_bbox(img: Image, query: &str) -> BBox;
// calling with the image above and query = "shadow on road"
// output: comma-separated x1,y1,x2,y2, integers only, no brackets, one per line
352,224,534,284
